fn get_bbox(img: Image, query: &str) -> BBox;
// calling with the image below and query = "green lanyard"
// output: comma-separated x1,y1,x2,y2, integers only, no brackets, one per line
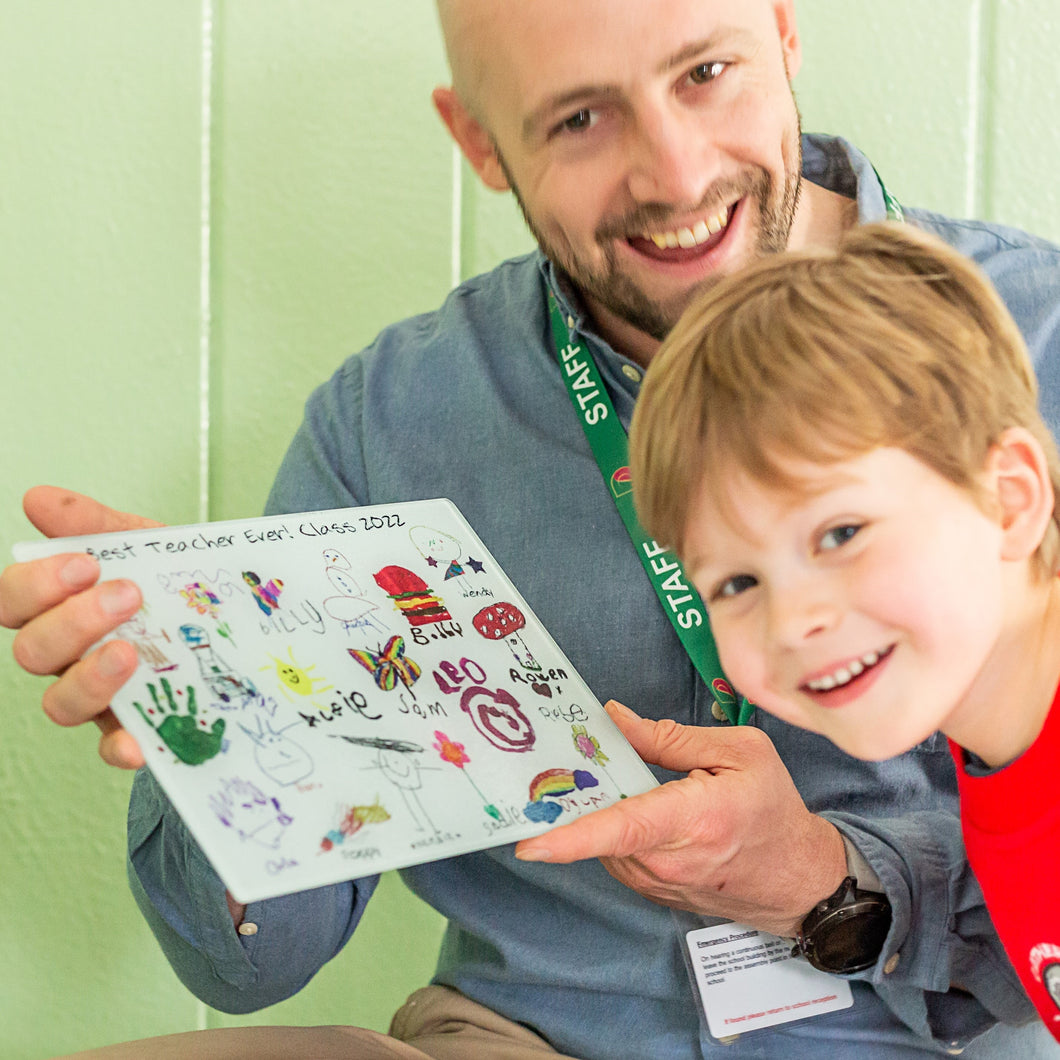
549,180,903,725
548,294,753,725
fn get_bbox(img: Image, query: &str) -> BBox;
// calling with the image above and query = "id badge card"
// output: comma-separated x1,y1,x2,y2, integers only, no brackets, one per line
683,921,853,1040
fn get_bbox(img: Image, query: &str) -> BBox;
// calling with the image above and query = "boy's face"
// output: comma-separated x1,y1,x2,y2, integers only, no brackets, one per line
683,447,1007,760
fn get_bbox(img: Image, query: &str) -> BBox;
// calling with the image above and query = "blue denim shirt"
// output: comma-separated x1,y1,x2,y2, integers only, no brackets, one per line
128,135,1060,1058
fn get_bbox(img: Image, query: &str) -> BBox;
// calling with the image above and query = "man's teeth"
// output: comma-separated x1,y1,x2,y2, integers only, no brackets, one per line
647,207,729,250
807,650,881,692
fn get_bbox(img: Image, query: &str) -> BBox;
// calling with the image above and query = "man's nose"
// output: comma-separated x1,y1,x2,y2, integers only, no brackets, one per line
625,105,715,205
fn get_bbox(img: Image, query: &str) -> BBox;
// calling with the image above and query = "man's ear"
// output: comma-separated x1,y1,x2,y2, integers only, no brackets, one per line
432,86,511,192
773,1,802,80
988,427,1056,561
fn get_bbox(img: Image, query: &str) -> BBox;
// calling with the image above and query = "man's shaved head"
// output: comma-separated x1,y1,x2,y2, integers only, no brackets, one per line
435,0,497,118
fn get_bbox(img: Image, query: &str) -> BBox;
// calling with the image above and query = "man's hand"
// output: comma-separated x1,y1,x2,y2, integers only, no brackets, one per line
515,701,847,938
0,486,164,768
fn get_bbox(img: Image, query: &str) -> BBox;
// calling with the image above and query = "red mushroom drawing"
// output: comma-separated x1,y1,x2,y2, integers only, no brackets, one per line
472,602,541,671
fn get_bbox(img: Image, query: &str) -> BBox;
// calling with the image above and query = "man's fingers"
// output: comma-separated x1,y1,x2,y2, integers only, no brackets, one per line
40,640,139,727
516,780,693,864
12,579,142,674
23,485,164,538
605,698,773,773
0,552,101,629
97,711,146,770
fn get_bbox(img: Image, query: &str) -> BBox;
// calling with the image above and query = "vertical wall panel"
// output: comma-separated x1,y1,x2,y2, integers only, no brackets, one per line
208,0,455,522
985,0,1060,241
795,0,983,217
0,3,206,1057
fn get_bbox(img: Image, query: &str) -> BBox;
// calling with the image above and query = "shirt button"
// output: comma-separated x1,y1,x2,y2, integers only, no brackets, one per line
566,315,575,329
883,952,900,975
711,700,730,722
237,922,259,937
621,364,642,383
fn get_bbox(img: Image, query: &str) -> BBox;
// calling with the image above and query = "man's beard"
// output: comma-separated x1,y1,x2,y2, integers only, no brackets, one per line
504,130,803,343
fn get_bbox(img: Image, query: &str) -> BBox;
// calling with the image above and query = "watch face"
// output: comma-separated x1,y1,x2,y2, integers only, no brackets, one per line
815,909,891,973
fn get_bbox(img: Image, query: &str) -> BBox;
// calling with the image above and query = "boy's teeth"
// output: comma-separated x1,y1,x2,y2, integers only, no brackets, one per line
807,650,883,692
647,207,729,250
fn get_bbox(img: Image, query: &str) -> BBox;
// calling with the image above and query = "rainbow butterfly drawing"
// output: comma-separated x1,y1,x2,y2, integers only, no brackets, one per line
348,635,422,693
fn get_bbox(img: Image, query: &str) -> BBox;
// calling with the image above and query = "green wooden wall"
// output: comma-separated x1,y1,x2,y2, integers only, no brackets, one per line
1,3,1058,1057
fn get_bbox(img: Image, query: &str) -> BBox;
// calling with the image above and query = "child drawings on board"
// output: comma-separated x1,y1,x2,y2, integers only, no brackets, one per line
571,723,626,798
348,635,423,696
239,712,315,787
261,646,334,709
133,677,226,766
460,684,536,753
116,608,177,673
333,735,440,834
321,548,387,635
243,570,284,616
165,571,239,645
179,623,259,707
209,777,293,849
410,524,467,582
374,565,452,627
523,768,600,824
433,730,501,821
319,798,391,852
472,603,541,671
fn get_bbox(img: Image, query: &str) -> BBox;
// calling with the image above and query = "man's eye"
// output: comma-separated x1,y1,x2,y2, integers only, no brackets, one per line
561,108,596,133
819,524,861,551
689,61,726,85
714,573,757,600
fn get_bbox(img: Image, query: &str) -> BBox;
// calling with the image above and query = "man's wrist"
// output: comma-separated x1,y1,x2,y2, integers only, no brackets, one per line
841,834,882,892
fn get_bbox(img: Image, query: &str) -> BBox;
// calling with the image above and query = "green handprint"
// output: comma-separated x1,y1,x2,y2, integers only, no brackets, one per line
134,677,225,765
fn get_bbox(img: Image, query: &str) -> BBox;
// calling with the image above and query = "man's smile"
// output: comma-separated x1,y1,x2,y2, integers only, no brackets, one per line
626,201,736,262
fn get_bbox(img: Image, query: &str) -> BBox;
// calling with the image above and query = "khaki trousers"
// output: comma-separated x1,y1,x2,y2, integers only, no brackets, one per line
55,985,581,1060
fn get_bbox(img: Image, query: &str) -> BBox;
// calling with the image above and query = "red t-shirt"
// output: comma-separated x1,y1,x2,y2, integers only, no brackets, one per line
950,683,1060,1041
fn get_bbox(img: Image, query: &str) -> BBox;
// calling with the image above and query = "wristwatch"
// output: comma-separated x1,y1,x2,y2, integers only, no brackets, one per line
792,875,892,974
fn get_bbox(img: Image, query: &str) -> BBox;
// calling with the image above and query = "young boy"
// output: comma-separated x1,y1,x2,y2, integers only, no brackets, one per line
629,223,1060,1039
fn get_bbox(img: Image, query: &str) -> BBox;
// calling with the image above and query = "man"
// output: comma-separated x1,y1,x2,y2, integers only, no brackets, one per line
5,1,1060,1056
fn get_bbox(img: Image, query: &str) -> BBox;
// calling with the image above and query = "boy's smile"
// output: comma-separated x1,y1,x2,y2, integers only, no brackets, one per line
683,447,1010,761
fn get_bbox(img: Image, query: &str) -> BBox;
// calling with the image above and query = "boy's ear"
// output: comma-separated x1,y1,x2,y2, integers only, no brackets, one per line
988,427,1056,561
432,86,511,192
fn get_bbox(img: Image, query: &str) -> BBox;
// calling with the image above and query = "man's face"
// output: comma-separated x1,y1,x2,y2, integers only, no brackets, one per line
446,0,804,347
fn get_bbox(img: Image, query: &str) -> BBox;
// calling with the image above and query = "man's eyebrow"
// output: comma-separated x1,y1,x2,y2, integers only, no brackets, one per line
521,85,624,142
521,28,757,142
658,28,758,76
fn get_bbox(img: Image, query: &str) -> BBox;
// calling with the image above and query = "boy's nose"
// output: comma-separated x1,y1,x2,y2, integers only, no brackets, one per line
768,581,841,646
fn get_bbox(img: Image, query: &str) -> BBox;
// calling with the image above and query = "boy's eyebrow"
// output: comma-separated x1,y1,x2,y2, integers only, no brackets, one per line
520,28,756,142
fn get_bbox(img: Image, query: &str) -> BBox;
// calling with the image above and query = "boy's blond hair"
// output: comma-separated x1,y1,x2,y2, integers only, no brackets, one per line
630,222,1060,577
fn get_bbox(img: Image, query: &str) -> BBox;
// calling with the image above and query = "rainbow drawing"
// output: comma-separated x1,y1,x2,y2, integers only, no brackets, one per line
523,768,599,824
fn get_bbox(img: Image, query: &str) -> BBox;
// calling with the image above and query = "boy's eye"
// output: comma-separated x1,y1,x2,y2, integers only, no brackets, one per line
714,573,758,600
689,61,726,85
819,524,861,551
560,108,597,134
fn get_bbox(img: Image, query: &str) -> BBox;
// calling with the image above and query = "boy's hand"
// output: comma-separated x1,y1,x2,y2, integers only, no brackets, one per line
0,486,164,768
515,701,847,938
